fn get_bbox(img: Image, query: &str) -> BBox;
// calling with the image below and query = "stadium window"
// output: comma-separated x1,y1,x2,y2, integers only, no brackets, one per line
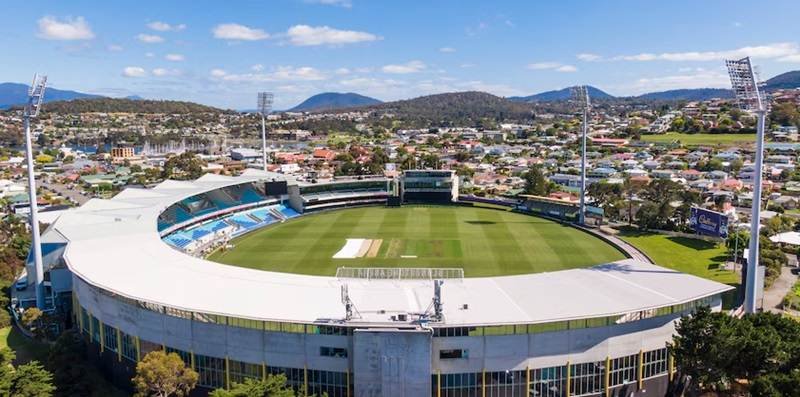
91,315,101,343
585,316,610,328
643,348,668,379
120,332,137,361
528,321,568,334
228,359,262,385
265,321,282,332
320,346,348,358
531,365,567,397
439,349,468,359
609,354,638,387
568,319,586,330
569,361,604,396
282,323,306,333
228,317,263,330
483,325,514,336
103,324,118,352
196,354,226,389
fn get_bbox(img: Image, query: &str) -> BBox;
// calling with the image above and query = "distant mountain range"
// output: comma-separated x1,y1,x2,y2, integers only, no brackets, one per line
509,86,614,102
0,82,101,109
288,92,382,112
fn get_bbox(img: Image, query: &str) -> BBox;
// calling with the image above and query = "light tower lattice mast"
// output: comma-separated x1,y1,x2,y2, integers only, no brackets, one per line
726,57,767,314
573,85,590,225
257,92,274,172
23,74,47,310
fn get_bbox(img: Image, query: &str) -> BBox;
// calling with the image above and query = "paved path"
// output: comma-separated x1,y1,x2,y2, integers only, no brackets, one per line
764,255,798,313
578,225,655,264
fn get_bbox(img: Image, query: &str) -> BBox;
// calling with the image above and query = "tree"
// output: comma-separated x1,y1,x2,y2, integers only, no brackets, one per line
47,331,110,397
209,375,296,397
0,348,55,397
22,308,44,337
522,165,551,196
133,351,198,397
10,362,56,397
162,152,206,181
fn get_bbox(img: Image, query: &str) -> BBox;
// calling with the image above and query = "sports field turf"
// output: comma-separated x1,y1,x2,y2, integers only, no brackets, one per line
208,205,625,277
638,132,757,147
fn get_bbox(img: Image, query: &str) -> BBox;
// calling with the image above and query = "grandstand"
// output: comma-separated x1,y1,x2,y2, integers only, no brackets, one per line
27,170,733,397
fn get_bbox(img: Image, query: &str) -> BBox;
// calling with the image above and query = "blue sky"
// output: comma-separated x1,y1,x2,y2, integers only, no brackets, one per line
2,0,800,109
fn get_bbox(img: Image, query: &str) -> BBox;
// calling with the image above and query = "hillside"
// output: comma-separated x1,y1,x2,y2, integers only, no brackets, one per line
363,91,534,127
635,88,733,101
509,86,614,102
765,71,800,91
290,92,381,112
0,82,100,109
33,98,226,114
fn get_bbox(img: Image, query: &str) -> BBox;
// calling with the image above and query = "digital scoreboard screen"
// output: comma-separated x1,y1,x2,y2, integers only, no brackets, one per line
265,180,288,196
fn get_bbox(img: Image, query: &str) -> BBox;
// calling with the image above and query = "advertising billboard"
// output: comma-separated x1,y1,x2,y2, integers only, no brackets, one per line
690,207,729,238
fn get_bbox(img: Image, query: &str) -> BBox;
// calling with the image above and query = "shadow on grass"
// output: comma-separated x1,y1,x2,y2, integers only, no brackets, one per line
665,236,718,251
465,220,496,225
6,326,49,365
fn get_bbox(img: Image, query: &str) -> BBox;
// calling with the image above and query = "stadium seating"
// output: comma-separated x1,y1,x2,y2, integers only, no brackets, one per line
229,214,258,229
278,205,300,218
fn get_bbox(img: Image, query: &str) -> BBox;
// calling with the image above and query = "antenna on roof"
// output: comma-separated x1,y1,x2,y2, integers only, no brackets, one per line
433,279,444,321
23,74,48,309
341,284,360,321
572,85,590,225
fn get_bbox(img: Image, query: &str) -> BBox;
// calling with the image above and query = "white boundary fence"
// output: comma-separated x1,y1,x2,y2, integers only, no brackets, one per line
335,267,464,280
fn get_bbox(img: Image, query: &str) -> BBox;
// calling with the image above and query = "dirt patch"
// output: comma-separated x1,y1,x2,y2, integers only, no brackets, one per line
366,239,382,258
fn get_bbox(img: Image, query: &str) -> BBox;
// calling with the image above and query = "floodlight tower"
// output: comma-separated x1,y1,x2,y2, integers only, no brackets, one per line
573,85,590,225
725,57,767,314
257,92,274,172
23,74,47,310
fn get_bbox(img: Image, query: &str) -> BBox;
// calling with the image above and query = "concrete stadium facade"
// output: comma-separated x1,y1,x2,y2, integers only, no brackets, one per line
33,171,733,397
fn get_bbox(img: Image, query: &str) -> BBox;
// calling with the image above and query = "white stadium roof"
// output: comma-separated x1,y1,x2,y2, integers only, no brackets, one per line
49,172,733,326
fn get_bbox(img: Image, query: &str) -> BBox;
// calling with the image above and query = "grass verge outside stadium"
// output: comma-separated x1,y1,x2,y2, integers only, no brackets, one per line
208,205,625,277
618,228,741,308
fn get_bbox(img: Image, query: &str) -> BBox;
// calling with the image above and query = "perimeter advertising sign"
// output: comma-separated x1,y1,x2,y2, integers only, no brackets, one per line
690,207,729,238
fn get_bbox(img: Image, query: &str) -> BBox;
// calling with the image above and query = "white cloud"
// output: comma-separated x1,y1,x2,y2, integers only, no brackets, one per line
556,65,577,72
439,47,456,53
37,16,94,40
460,63,476,68
147,21,186,32
335,67,351,75
165,53,185,61
210,66,327,82
286,25,380,46
122,66,147,78
251,64,264,72
621,70,730,95
305,0,352,8
152,68,181,77
212,23,269,41
527,62,577,72
137,33,164,43
577,53,602,62
145,52,155,58
107,44,123,52
382,60,426,74
778,54,800,63
611,42,799,62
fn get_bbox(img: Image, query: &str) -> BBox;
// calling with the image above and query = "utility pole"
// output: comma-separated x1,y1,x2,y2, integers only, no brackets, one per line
23,74,48,310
